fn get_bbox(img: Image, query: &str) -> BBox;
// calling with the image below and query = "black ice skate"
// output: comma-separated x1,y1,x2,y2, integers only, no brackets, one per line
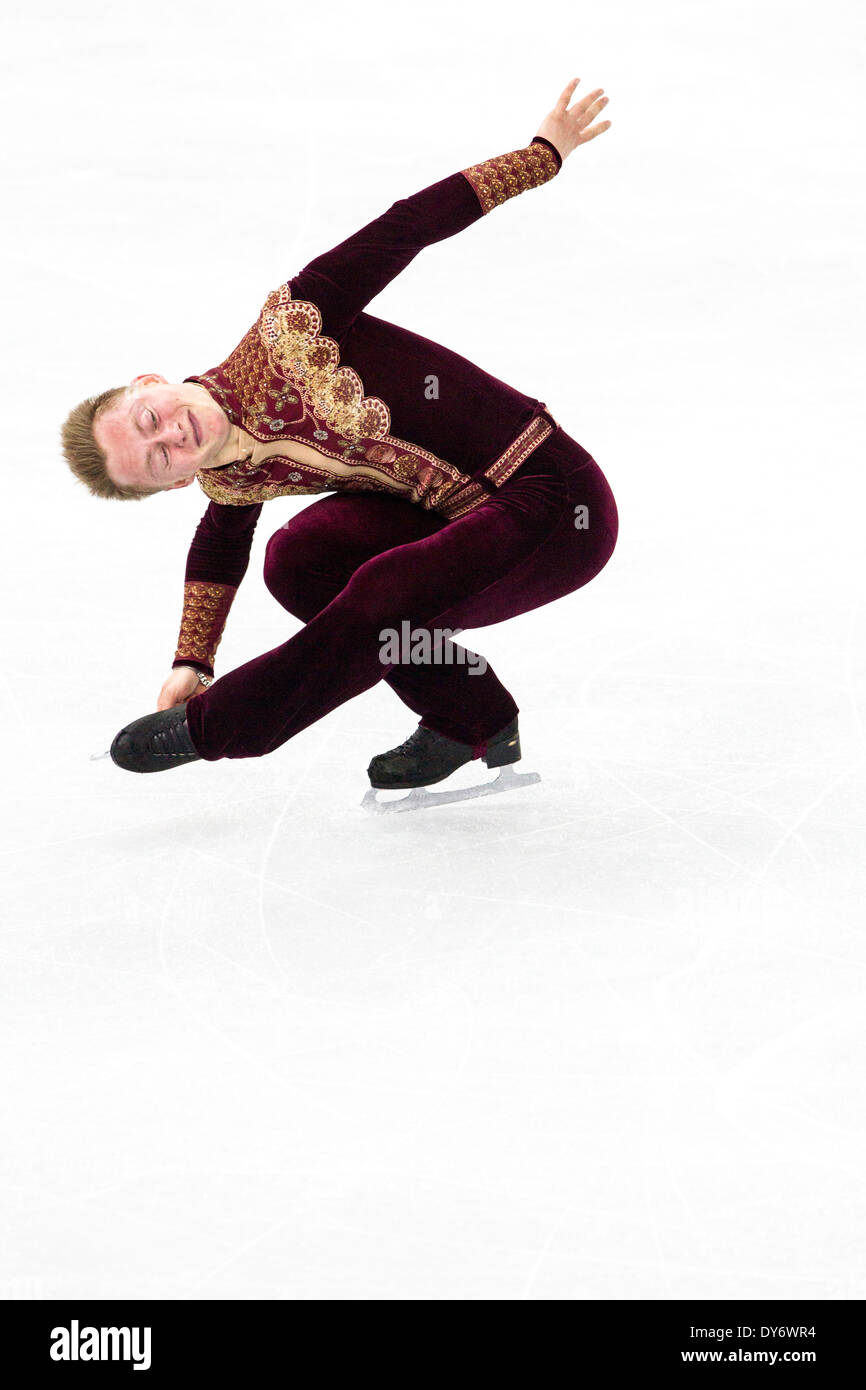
362,716,541,814
109,703,202,773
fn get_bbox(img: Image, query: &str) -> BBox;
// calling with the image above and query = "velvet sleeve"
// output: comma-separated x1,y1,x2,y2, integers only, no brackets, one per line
287,135,562,342
171,500,263,677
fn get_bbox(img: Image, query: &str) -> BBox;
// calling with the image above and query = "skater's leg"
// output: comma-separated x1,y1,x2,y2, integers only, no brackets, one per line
184,462,566,760
262,493,520,743
432,428,619,631
184,430,617,761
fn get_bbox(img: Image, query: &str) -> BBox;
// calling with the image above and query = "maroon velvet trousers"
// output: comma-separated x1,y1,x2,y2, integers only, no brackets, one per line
183,426,618,761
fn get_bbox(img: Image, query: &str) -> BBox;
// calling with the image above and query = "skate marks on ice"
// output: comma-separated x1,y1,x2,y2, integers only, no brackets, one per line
361,764,542,814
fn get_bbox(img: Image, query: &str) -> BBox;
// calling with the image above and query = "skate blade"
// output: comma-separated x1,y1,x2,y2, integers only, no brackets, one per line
361,765,541,814
90,749,112,760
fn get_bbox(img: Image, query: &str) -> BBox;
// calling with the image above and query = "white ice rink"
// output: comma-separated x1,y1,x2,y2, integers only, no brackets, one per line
2,0,864,1299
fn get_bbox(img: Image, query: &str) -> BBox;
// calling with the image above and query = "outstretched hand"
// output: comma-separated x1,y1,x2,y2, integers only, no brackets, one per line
536,77,611,162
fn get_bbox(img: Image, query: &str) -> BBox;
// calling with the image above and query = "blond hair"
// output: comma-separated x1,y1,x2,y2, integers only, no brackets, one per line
60,385,165,501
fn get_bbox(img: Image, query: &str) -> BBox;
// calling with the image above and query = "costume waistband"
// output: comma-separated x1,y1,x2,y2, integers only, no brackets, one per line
436,410,558,520
483,412,557,488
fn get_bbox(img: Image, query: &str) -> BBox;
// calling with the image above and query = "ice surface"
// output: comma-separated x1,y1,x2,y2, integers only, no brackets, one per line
2,0,865,1300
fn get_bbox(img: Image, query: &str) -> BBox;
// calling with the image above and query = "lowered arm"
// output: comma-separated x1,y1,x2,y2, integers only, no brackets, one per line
171,500,262,678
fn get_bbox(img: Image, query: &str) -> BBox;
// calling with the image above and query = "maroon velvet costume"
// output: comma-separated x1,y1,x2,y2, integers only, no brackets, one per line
170,134,619,761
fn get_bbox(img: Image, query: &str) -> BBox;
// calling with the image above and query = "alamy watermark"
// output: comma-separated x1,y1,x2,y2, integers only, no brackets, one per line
50,1319,151,1371
379,622,487,675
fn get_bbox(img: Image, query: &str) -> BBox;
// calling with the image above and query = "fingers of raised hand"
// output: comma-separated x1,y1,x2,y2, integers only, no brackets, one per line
578,119,612,144
574,93,611,142
576,89,606,119
557,77,581,110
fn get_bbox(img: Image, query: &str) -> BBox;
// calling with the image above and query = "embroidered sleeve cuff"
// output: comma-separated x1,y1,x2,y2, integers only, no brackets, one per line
172,580,238,675
530,134,563,171
459,138,561,215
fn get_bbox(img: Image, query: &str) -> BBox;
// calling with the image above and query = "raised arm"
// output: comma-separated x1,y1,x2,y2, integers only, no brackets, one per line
286,76,610,342
286,134,561,344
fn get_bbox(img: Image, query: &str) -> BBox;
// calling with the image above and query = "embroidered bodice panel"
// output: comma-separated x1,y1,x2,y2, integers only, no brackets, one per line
188,293,485,520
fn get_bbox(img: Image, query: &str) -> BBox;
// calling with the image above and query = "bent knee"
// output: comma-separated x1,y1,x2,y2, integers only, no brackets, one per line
262,525,295,597
262,525,321,613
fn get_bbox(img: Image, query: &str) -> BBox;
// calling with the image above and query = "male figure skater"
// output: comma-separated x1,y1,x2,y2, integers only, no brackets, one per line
61,78,618,800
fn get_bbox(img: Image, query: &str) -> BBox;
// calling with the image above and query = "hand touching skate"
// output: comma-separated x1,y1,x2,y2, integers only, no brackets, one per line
157,666,205,711
536,78,611,162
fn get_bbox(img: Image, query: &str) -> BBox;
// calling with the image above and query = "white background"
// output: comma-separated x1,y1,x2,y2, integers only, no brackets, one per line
2,0,864,1299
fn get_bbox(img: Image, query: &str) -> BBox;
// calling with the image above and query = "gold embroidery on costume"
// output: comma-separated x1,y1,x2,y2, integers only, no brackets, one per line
221,329,273,421
484,415,555,486
460,141,559,215
187,158,561,520
195,444,423,507
196,475,309,506
258,285,391,443
196,469,322,507
194,371,235,415
173,581,237,668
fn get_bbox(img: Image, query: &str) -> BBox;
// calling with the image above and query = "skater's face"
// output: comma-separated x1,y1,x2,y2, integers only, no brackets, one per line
94,374,234,491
